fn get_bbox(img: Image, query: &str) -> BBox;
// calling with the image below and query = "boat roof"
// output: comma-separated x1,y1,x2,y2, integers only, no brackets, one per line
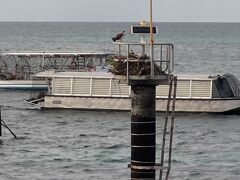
34,71,219,80
177,74,218,80
0,51,113,57
35,71,115,78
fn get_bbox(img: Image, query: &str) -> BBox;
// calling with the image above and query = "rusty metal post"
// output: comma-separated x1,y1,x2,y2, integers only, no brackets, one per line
130,81,157,179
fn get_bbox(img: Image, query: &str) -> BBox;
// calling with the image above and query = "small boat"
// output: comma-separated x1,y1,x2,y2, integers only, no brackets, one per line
29,71,240,114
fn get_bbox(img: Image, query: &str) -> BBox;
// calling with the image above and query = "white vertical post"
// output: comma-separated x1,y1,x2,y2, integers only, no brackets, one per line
189,80,192,98
71,78,74,96
210,80,213,98
90,78,93,96
109,78,112,97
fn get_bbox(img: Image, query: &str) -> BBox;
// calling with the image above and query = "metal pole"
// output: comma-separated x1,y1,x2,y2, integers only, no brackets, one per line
149,0,154,78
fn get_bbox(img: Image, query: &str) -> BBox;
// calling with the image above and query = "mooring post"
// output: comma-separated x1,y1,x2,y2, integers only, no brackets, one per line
130,80,158,179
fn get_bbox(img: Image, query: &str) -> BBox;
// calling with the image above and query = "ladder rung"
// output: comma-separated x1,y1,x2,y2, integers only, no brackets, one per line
167,114,173,118
155,164,170,170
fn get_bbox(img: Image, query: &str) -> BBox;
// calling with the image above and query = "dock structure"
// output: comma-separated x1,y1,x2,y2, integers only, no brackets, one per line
0,51,112,80
112,39,176,180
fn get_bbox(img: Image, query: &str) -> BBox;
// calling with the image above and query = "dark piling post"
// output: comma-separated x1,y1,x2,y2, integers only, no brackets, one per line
130,81,158,179
112,35,174,179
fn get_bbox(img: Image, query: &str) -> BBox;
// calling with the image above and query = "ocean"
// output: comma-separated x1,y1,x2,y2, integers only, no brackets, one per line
0,22,240,180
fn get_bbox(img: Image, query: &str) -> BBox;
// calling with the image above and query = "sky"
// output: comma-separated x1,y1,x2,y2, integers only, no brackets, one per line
1,0,240,22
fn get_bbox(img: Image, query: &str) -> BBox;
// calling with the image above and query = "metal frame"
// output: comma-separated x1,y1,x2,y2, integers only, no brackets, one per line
113,42,174,82
0,52,112,80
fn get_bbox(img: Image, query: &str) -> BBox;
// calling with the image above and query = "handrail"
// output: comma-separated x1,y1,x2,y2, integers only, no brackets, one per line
113,42,174,79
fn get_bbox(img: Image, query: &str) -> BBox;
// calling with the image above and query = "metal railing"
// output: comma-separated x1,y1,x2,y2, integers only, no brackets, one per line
113,42,174,80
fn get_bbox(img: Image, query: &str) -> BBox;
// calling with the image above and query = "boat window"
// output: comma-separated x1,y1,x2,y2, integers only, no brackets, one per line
213,76,234,98
222,73,240,97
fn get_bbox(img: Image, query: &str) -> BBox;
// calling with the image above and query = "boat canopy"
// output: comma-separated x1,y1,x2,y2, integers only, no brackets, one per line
212,73,240,98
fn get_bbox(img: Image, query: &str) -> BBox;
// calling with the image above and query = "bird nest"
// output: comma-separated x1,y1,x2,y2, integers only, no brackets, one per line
108,55,166,76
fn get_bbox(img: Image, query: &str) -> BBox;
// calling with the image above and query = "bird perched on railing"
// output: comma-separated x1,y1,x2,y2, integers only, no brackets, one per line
112,30,125,42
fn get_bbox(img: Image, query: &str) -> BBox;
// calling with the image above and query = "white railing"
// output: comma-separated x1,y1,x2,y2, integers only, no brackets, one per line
52,76,213,99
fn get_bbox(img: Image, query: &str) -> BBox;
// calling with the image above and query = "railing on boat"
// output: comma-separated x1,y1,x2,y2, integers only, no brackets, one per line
48,74,213,99
0,52,113,80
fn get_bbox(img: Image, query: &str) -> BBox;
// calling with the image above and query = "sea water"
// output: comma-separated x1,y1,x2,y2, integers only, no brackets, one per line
0,22,239,180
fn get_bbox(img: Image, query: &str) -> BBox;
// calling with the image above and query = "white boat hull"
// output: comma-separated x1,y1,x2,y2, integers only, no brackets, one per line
41,96,240,114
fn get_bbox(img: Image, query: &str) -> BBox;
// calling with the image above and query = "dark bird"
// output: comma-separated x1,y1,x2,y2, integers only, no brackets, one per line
112,30,125,42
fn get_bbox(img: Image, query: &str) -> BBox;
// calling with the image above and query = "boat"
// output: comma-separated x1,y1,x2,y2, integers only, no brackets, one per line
0,51,112,90
28,70,240,114
23,26,240,114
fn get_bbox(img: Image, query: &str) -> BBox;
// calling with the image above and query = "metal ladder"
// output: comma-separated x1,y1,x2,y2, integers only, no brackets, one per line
159,75,177,180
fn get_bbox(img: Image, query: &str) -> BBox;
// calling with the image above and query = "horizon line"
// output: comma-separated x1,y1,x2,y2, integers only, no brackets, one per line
0,20,240,23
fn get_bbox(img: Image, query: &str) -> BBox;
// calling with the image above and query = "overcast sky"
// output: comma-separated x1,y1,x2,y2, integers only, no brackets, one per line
1,0,240,22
